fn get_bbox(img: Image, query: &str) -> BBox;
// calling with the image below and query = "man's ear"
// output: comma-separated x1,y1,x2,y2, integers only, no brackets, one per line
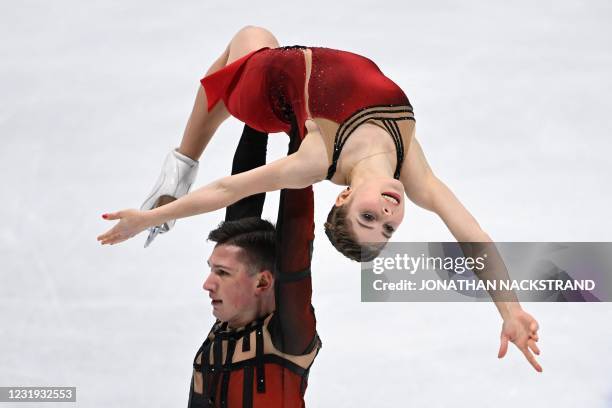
335,187,352,206
255,270,274,292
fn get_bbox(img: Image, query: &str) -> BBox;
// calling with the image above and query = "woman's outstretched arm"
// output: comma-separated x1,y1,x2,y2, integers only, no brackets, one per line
400,136,542,372
98,121,326,245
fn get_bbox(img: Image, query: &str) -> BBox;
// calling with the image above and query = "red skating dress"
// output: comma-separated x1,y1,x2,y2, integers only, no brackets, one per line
201,46,415,180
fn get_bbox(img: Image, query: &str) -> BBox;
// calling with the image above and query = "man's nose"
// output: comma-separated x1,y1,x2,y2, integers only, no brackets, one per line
382,206,391,215
203,274,216,292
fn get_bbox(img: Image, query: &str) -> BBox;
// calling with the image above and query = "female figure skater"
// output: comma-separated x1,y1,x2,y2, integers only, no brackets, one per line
98,25,473,261
98,26,543,373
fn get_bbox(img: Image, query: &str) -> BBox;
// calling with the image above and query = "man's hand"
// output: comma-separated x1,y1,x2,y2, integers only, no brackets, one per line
498,309,542,372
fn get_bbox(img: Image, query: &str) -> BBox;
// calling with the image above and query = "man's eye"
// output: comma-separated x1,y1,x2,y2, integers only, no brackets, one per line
361,213,375,221
216,270,228,276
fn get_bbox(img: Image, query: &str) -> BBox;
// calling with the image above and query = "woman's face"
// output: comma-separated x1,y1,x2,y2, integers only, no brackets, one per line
338,178,405,243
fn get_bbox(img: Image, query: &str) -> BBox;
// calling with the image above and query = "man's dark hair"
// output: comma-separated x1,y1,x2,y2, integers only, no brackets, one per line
324,204,384,262
208,217,276,275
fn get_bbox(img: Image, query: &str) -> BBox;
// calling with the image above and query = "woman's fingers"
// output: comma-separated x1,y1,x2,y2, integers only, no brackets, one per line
528,339,541,356
98,209,143,245
98,211,124,243
105,232,129,245
97,223,126,244
520,346,543,372
498,334,509,359
102,211,123,221
106,233,122,244
99,232,119,245
97,228,115,242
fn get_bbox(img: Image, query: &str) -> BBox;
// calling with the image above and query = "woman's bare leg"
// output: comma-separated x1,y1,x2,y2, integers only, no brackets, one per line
178,26,280,160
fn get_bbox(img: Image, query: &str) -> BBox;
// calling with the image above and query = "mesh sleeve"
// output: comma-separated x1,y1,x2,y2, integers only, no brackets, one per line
270,185,316,355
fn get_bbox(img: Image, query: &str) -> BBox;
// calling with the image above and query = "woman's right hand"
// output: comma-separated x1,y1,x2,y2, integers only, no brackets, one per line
97,209,151,245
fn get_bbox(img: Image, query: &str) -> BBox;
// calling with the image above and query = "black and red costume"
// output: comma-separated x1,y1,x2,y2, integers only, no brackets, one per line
188,125,320,408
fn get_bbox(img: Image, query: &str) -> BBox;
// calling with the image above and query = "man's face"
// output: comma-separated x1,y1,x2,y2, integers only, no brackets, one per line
203,244,259,327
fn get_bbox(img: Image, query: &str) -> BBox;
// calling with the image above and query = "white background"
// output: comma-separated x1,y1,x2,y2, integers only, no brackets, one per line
1,0,611,406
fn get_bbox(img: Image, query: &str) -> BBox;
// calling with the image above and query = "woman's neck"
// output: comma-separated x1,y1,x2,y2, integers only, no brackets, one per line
347,152,396,187
339,123,397,185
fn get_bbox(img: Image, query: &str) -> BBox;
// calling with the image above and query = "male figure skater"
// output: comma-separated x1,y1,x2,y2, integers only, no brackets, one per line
188,125,320,407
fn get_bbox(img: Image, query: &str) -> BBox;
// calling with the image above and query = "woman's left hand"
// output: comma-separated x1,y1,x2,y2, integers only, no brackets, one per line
97,209,151,245
498,309,542,372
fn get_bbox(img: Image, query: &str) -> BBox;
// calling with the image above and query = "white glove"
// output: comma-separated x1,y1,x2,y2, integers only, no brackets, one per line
141,148,199,234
